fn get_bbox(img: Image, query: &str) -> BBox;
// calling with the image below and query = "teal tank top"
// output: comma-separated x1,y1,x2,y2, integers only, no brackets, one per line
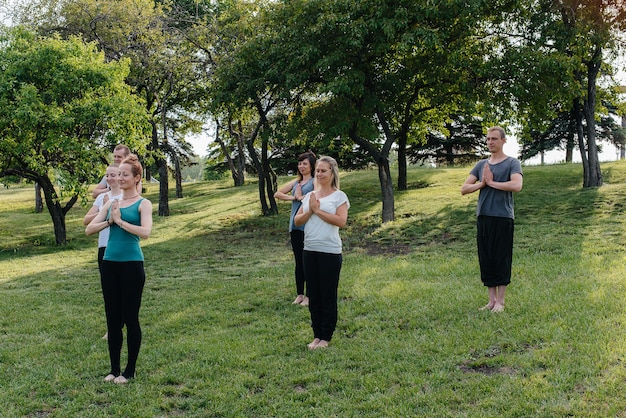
103,199,145,262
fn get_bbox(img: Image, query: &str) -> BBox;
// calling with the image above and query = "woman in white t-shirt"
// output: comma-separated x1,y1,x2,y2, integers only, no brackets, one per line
294,156,349,350
83,164,122,340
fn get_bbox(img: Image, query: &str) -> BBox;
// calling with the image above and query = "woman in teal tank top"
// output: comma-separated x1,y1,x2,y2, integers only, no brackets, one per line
86,154,153,384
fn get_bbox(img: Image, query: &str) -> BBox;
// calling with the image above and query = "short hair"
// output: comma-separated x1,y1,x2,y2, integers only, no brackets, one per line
297,151,317,180
114,144,131,156
487,126,506,139
316,156,340,190
121,154,143,181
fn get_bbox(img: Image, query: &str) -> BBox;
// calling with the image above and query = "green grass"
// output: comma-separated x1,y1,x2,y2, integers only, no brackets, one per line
2,162,626,416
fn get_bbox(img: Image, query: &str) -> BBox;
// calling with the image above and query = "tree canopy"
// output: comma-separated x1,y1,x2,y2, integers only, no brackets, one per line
0,27,150,244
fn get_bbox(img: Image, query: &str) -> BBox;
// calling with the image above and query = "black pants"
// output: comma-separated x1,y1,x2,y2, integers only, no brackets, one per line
477,216,514,287
100,260,145,378
290,230,306,295
303,250,342,341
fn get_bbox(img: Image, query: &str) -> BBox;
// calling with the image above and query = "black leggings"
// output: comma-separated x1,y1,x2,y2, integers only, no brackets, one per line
100,260,145,378
303,250,342,341
290,230,306,295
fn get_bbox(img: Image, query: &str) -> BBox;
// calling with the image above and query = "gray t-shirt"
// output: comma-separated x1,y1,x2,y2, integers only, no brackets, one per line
469,157,523,219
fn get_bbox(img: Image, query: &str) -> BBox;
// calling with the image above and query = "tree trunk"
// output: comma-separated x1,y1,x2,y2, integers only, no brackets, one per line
574,98,589,184
246,138,270,215
173,152,183,198
378,156,395,222
349,124,395,223
619,115,626,160
34,182,43,213
397,135,407,190
150,121,169,216
157,156,169,216
38,176,67,245
582,47,603,187
261,132,278,215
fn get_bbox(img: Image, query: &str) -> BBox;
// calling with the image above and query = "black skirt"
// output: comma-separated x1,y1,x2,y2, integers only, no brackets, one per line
477,215,514,287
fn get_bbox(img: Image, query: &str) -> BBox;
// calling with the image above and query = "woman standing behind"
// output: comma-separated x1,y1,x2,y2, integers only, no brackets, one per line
83,164,122,340
294,156,349,350
274,151,316,306
83,164,122,271
86,154,152,384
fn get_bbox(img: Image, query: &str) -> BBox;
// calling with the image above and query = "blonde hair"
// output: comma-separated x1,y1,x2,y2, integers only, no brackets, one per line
487,126,506,140
114,144,131,156
317,156,340,190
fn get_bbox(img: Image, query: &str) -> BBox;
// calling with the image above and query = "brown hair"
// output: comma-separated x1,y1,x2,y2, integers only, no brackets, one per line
297,151,317,181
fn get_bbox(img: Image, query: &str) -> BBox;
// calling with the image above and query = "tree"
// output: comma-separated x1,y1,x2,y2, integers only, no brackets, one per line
493,0,626,186
214,0,503,222
28,0,209,215
406,116,487,167
0,28,150,244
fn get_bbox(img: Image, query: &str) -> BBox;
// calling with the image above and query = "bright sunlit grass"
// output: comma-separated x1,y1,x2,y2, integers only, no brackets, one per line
2,161,626,416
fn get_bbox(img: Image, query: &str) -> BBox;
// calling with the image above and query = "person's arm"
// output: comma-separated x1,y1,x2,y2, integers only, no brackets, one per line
85,199,114,236
110,199,153,239
293,198,310,227
83,205,100,226
461,174,483,195
274,179,300,202
314,202,348,228
294,193,348,227
484,170,523,192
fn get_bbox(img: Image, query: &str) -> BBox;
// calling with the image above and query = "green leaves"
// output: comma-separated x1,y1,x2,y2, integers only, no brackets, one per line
0,28,150,243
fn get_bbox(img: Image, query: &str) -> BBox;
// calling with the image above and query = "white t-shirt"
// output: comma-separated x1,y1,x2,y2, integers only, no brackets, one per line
93,191,122,248
302,190,350,254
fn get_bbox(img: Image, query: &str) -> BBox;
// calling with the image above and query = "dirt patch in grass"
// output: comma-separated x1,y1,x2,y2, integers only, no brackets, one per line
459,363,517,376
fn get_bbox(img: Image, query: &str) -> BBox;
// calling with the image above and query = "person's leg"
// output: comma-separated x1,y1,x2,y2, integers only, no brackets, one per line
480,287,497,311
491,218,513,312
120,261,146,380
492,285,507,312
303,250,322,348
98,247,108,340
290,230,306,304
101,261,123,377
315,253,342,346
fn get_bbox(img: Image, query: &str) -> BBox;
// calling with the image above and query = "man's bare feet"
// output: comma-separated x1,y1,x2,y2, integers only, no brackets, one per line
312,340,328,349
479,303,494,311
292,295,305,304
307,338,320,349
300,296,309,306
102,332,108,340
104,373,116,382
491,303,505,312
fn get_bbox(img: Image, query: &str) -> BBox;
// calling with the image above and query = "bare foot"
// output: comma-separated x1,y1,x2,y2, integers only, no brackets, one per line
292,295,305,304
307,338,320,349
113,375,129,384
479,303,494,311
299,296,309,307
312,340,328,349
102,332,108,340
491,303,505,313
104,374,116,382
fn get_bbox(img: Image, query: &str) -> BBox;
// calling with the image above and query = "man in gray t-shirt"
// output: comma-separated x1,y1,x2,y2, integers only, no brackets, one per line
461,126,523,313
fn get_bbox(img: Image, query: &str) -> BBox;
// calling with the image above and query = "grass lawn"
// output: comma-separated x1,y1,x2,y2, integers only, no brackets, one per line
2,161,626,417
